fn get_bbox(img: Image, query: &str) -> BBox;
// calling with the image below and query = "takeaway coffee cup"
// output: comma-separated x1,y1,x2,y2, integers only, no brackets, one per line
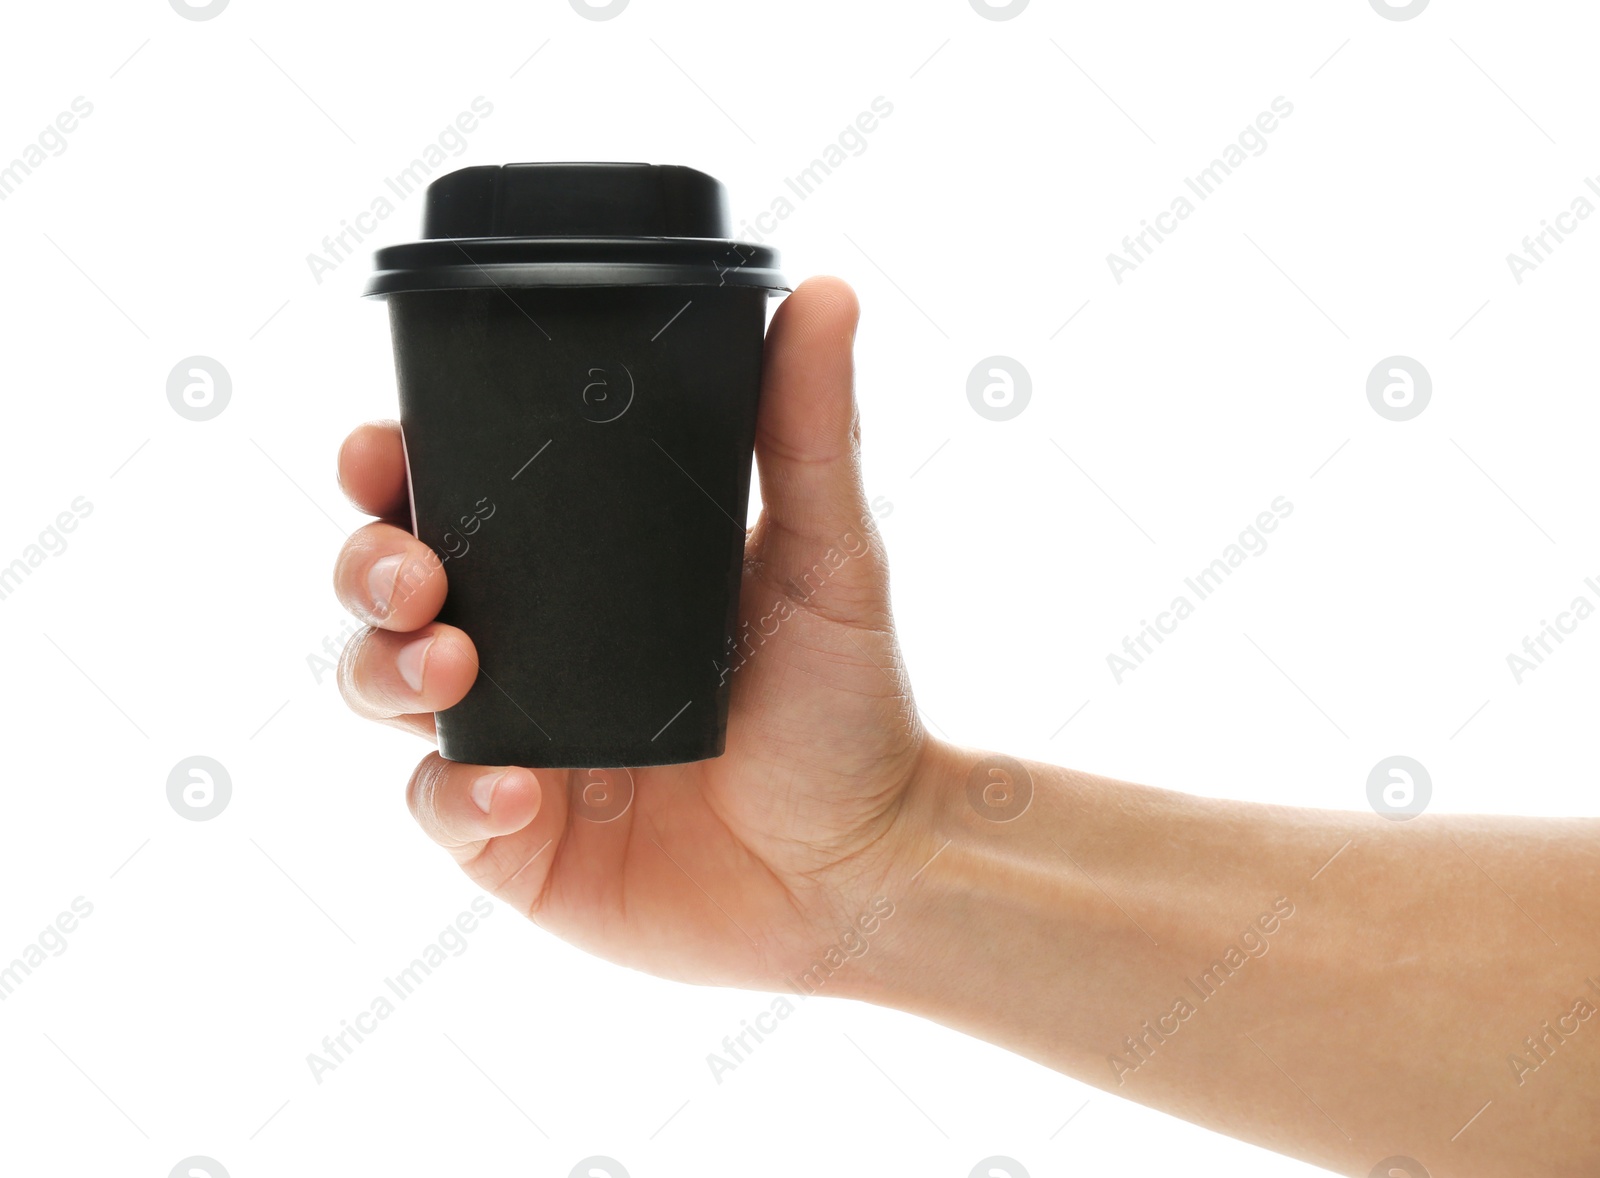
365,163,789,768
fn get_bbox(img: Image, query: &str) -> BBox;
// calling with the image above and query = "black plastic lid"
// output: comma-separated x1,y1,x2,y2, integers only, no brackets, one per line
364,163,787,297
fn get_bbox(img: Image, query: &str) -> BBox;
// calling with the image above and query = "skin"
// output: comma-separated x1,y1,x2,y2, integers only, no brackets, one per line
335,277,1600,1176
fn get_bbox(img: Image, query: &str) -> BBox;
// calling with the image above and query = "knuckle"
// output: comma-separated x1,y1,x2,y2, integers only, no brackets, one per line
331,539,364,601
335,627,381,714
405,754,441,826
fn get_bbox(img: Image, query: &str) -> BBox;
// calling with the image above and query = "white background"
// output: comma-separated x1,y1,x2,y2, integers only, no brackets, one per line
1,1,1596,1175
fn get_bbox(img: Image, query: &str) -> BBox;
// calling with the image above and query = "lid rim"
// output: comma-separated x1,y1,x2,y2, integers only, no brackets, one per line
372,235,779,260
364,235,787,298
364,265,790,298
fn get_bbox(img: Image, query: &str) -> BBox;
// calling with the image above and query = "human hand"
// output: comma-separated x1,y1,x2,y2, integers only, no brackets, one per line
332,275,1600,1178
333,276,937,990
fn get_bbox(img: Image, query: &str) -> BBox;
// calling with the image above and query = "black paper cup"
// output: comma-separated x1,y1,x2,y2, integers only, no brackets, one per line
365,164,789,767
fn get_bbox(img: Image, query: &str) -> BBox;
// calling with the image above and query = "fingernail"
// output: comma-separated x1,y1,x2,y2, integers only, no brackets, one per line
396,635,433,694
367,553,405,618
471,770,505,814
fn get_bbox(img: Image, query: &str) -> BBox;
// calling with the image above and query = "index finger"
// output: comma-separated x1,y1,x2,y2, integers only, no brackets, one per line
337,419,411,523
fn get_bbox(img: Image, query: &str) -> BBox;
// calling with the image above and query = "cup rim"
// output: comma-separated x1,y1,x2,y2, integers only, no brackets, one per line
364,235,788,298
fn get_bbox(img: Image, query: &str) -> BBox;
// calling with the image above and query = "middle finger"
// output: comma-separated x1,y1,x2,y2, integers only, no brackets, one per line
338,620,480,733
334,520,448,631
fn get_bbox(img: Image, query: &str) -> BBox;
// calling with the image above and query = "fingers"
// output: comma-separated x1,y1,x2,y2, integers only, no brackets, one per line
333,520,446,630
754,276,868,544
406,754,560,887
337,622,478,733
407,756,545,853
337,420,410,523
750,276,889,621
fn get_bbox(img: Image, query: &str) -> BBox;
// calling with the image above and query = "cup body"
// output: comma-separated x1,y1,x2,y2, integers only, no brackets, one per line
387,283,767,767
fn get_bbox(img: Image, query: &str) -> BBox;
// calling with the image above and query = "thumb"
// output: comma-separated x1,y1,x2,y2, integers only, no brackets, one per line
754,276,865,537
749,276,886,616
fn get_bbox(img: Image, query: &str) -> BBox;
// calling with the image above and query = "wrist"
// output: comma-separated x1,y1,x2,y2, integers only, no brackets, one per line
828,739,1100,1010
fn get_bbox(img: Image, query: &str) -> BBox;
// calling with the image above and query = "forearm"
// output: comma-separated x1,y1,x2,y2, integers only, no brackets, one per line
850,741,1600,1176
